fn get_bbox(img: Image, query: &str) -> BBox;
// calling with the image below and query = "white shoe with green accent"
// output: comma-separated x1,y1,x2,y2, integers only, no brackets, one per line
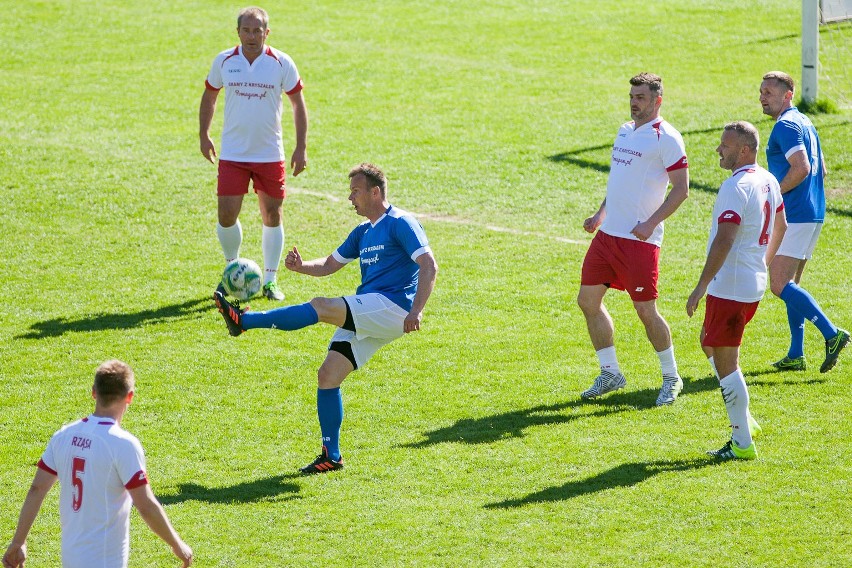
262,281,285,301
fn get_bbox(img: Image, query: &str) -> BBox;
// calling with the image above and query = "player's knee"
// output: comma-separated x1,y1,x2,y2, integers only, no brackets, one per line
317,365,346,389
768,277,787,298
309,297,333,314
634,303,660,326
576,291,598,315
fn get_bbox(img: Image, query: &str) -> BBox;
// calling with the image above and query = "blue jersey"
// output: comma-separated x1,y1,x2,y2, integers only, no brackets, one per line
333,205,431,311
766,107,825,223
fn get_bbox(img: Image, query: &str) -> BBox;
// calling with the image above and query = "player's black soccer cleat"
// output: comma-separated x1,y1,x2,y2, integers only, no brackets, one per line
213,290,245,337
771,356,806,371
821,328,850,373
299,446,344,475
707,438,757,460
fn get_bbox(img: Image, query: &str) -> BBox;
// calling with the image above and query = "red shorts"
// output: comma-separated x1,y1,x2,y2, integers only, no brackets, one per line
218,160,287,199
581,231,660,301
702,295,759,347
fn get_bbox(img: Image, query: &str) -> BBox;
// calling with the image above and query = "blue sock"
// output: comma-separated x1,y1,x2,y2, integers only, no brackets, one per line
785,303,806,359
317,388,343,461
780,282,837,341
241,303,318,331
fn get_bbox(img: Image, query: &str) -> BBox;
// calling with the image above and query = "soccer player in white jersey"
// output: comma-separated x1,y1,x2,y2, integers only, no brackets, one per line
200,6,309,301
686,122,786,460
577,72,690,406
3,360,192,568
759,71,849,373
214,164,438,474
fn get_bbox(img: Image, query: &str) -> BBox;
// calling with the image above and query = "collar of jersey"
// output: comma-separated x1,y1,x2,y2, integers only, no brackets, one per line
733,163,758,176
84,414,116,426
369,206,393,227
777,106,797,121
633,117,663,131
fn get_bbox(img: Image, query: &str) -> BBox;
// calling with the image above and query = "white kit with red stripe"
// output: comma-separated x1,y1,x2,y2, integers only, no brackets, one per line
706,163,785,303
38,415,148,568
205,45,303,162
599,118,688,247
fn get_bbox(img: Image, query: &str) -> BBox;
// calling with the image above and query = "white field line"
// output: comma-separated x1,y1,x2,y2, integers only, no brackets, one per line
289,187,587,245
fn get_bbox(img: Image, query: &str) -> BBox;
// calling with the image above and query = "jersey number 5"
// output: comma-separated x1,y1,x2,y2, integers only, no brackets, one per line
72,457,86,512
759,201,771,246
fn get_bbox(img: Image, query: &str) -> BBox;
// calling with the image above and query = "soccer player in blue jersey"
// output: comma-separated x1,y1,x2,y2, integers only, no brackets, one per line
759,72,849,373
214,163,438,474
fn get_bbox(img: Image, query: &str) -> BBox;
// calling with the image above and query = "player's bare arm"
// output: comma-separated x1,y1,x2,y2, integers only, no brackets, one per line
686,222,737,317
285,247,344,277
583,198,607,233
632,167,689,241
288,90,308,176
199,89,220,163
765,208,788,268
778,149,810,194
129,485,193,567
3,470,57,568
404,252,438,333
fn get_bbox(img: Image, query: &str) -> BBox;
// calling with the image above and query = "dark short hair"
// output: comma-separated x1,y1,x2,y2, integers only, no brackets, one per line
762,71,795,93
724,121,760,152
630,72,663,97
237,6,269,29
94,360,135,405
349,163,388,197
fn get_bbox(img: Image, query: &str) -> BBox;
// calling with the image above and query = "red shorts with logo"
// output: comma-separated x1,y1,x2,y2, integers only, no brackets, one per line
218,160,287,199
701,295,759,347
581,231,660,302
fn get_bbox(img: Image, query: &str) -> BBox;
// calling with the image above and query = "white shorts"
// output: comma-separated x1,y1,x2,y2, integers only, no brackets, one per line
776,222,823,260
328,293,407,369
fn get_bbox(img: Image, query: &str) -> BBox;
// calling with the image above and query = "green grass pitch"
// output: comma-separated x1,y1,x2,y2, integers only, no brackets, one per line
1,1,850,566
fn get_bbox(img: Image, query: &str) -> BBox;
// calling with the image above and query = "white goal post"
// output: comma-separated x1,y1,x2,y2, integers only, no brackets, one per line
802,0,852,104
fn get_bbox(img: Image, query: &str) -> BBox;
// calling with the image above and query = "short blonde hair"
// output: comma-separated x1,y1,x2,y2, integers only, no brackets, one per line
94,360,135,405
763,71,795,93
237,7,269,29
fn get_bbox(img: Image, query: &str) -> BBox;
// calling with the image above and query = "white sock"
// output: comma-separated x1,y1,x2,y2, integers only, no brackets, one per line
708,356,719,379
656,346,678,377
217,221,242,262
596,346,620,375
262,224,284,285
720,369,752,449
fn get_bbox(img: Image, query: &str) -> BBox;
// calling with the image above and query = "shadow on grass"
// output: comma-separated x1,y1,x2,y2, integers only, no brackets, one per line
159,474,302,505
404,375,719,448
16,298,211,339
406,371,826,449
485,458,717,509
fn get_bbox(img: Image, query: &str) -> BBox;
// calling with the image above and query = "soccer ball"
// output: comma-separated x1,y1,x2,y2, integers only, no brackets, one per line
221,258,263,301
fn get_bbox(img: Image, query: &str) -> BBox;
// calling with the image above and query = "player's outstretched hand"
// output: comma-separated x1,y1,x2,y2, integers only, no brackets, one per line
686,286,705,318
2,542,26,568
284,247,303,272
172,541,193,567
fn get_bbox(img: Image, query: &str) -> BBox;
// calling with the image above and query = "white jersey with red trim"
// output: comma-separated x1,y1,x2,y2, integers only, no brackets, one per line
206,45,303,162
38,415,149,568
600,118,688,247
706,164,784,302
